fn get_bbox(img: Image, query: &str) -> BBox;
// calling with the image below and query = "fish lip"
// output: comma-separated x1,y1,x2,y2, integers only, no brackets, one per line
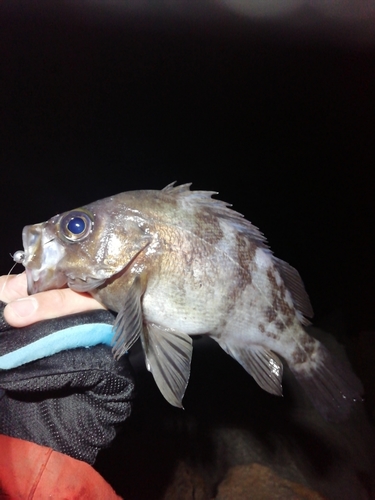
22,222,67,295
25,268,48,295
26,269,38,295
26,268,68,295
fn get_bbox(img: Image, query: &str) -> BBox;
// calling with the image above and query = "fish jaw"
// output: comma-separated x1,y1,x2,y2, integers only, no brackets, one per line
25,267,67,295
22,222,68,295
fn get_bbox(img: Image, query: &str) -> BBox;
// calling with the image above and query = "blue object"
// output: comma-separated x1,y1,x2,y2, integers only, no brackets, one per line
68,217,86,234
0,323,114,370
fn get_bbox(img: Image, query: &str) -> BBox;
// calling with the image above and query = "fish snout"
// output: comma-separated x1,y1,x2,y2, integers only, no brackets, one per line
22,223,67,295
21,223,45,267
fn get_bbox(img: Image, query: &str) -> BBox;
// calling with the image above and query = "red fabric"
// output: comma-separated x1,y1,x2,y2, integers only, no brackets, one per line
0,434,122,499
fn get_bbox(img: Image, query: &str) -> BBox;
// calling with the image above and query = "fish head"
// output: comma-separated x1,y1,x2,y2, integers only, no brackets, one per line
18,196,153,295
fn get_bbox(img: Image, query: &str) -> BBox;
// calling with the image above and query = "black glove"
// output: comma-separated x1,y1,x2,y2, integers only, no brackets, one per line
0,302,135,465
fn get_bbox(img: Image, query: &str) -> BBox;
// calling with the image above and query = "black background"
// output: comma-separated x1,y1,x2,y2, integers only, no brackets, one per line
1,1,375,334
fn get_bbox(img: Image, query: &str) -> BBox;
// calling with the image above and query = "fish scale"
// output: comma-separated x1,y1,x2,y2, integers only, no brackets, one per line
16,182,363,420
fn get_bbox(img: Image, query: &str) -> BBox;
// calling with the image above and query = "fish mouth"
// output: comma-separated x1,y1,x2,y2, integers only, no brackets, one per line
26,268,41,295
22,222,67,295
26,267,67,295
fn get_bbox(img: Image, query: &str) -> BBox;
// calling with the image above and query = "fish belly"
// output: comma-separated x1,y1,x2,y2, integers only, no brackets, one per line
142,277,223,335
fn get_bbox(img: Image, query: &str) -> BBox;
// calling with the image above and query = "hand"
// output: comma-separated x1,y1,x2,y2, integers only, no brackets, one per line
0,275,135,466
0,273,105,327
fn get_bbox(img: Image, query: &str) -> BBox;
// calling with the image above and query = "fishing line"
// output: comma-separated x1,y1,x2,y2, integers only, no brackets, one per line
0,255,25,300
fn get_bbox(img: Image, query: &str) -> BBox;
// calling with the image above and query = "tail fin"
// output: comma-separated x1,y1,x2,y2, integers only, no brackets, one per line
290,344,363,422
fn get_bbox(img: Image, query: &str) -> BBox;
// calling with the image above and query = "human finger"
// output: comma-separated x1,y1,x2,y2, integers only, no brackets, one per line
3,285,106,328
0,274,28,303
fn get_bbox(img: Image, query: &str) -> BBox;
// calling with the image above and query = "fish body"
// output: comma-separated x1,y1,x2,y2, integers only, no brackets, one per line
17,183,362,419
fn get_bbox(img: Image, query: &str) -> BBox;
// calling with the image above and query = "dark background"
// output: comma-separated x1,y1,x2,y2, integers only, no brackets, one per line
1,1,374,336
1,3,375,498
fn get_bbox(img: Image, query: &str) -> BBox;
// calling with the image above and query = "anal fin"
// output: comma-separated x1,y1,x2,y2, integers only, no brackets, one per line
141,323,193,408
222,343,284,396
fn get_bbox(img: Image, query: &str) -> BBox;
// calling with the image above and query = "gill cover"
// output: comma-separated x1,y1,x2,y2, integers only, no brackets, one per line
59,207,153,292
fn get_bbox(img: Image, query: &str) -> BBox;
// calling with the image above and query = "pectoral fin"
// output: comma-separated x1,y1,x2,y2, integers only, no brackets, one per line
221,343,284,396
141,323,193,408
112,276,143,359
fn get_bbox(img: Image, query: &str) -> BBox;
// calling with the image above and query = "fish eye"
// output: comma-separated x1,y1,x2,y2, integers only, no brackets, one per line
60,210,93,242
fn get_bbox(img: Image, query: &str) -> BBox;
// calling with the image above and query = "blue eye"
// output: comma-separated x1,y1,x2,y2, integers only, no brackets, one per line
67,217,86,234
60,210,93,242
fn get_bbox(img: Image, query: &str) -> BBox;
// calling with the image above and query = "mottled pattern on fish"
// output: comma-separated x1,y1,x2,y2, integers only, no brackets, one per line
17,183,363,421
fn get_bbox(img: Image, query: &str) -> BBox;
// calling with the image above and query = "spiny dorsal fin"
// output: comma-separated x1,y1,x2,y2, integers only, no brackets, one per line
273,256,314,324
162,182,268,248
162,182,195,195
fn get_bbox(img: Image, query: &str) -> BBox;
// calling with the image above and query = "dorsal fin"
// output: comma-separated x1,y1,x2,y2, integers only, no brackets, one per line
162,182,195,195
162,183,312,325
273,256,314,324
162,182,268,248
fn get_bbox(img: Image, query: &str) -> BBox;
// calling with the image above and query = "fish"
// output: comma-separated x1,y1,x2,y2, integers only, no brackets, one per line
14,182,363,420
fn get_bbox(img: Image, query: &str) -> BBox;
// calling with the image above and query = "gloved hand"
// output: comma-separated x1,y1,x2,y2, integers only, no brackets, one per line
0,302,135,465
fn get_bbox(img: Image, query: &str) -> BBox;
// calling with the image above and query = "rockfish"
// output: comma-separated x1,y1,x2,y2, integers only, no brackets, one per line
14,183,362,420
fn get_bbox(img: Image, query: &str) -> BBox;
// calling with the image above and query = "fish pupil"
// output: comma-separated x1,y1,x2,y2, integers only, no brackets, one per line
67,217,85,234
